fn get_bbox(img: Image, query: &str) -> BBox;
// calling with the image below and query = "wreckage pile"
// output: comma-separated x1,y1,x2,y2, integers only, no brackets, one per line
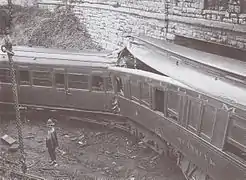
3,5,102,50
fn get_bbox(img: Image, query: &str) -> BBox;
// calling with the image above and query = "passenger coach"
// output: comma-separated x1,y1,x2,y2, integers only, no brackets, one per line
0,46,245,180
0,47,116,113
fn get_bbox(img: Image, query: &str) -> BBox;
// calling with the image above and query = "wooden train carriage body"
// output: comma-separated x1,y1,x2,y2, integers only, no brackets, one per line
124,36,246,108
109,66,246,180
0,50,115,113
0,46,245,180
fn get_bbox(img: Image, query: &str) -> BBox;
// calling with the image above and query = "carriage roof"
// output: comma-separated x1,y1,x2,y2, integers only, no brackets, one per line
131,35,246,77
109,66,192,89
125,36,246,109
0,46,116,68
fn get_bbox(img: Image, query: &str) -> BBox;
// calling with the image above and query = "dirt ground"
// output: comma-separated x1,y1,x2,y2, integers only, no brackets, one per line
0,115,185,180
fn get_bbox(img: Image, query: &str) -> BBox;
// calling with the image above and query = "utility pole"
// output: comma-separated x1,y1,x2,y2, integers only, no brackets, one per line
0,0,27,174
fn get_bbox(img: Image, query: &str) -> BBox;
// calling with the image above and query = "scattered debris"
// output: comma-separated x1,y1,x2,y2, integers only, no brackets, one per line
1,135,16,145
70,137,77,141
8,144,19,152
78,135,84,140
0,156,18,165
0,114,185,180
151,154,160,162
78,141,84,145
57,149,66,156
25,135,35,139
36,139,43,143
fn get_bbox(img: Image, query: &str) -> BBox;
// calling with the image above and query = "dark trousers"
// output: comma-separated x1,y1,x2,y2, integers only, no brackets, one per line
48,148,56,161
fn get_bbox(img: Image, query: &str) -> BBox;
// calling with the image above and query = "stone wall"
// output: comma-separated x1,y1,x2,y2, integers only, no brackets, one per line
168,0,246,50
37,0,246,51
74,3,166,50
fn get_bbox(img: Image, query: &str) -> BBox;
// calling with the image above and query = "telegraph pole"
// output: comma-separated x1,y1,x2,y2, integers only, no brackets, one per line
0,0,27,174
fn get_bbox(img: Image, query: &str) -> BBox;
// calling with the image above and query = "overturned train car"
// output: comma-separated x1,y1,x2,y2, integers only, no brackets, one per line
0,46,245,180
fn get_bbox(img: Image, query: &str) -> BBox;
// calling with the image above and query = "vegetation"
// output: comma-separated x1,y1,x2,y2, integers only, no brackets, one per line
1,5,102,51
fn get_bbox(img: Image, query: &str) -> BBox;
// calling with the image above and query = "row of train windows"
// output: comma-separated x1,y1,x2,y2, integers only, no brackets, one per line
116,78,182,116
128,79,180,111
155,88,215,138
128,79,181,119
0,69,112,91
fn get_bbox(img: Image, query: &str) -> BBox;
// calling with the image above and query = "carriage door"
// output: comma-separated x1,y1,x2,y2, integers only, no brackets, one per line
91,71,113,111
53,68,66,93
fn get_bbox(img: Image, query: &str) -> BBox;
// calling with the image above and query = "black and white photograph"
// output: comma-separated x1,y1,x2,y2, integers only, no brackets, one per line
0,0,245,179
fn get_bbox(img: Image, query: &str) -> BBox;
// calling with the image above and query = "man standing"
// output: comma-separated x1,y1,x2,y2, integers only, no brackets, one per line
46,118,58,166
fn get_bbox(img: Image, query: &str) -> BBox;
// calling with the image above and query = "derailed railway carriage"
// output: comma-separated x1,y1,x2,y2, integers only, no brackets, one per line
0,47,115,111
0,46,245,180
109,66,246,180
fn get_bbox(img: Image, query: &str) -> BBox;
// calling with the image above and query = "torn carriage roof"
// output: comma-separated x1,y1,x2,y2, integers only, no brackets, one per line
128,35,246,78
123,35,246,108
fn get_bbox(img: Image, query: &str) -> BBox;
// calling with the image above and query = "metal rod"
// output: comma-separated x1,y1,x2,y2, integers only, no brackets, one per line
2,0,27,173
2,35,27,173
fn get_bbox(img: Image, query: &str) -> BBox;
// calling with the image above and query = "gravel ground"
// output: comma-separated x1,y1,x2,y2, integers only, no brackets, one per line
0,114,186,180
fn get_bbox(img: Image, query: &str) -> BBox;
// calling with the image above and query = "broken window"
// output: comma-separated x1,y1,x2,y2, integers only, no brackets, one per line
155,89,164,113
55,73,65,88
91,76,104,91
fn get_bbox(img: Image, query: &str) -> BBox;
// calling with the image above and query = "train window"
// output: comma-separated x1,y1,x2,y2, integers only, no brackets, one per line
167,90,180,112
200,105,216,139
68,74,88,89
32,71,52,86
0,68,11,83
141,82,150,105
155,89,164,113
55,73,65,87
130,79,139,100
19,70,30,84
188,98,201,131
92,76,104,91
106,77,113,91
226,115,246,159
